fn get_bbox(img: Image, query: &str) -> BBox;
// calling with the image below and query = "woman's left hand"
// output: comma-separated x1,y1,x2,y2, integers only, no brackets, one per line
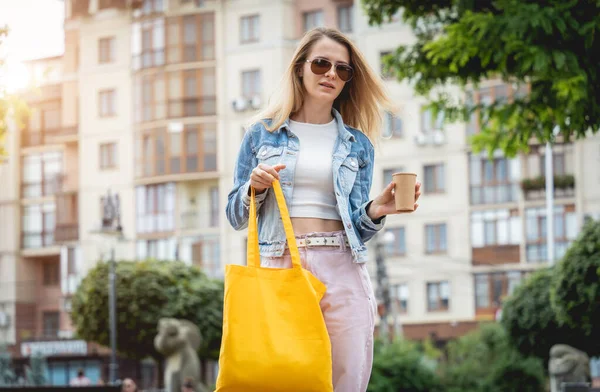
367,181,421,221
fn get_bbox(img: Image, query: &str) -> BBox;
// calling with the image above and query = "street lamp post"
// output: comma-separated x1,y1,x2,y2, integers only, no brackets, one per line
95,190,123,385
374,231,399,342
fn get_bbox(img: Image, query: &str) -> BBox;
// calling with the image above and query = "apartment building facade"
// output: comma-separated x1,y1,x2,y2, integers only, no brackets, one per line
1,0,600,385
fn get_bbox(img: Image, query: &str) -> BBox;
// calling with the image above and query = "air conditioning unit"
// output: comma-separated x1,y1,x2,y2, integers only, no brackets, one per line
250,95,262,110
232,97,249,112
432,129,446,145
0,311,10,328
168,122,184,133
414,132,428,146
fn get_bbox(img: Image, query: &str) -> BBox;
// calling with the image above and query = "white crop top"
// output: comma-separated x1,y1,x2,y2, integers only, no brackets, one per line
288,118,342,221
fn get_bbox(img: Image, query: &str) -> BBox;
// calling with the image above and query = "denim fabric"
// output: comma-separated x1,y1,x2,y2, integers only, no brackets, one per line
226,109,385,263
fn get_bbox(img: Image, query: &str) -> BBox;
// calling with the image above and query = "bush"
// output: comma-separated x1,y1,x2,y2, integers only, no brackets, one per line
441,323,545,392
501,268,587,363
368,339,441,392
551,218,600,355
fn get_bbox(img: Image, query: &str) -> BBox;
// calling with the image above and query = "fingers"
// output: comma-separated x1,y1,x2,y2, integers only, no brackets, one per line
250,163,286,191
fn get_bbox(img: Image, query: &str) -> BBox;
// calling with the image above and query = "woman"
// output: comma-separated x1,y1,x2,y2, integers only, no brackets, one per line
226,27,421,391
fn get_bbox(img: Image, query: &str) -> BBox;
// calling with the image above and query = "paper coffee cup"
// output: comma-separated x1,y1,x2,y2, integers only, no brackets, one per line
392,173,417,212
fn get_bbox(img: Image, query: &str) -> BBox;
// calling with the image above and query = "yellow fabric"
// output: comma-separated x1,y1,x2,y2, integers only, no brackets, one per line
216,180,333,392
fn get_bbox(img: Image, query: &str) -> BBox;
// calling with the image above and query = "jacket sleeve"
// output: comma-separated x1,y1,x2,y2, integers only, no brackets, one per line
225,129,268,230
350,142,386,243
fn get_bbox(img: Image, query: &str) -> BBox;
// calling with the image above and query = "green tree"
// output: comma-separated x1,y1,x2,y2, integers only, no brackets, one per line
551,219,600,344
71,259,224,361
368,338,441,392
25,353,48,386
0,26,29,157
501,268,589,362
441,323,545,392
0,346,16,386
362,0,600,156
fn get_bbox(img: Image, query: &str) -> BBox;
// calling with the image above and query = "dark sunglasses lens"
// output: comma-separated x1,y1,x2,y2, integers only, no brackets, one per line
337,65,353,81
311,58,332,75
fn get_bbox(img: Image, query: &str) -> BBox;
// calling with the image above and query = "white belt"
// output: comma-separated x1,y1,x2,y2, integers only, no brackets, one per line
286,236,349,248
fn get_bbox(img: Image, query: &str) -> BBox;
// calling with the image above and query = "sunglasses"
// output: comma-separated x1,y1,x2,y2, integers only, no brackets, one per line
305,58,354,82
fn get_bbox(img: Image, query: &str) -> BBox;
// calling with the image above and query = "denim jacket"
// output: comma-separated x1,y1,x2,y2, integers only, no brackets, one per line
226,109,386,263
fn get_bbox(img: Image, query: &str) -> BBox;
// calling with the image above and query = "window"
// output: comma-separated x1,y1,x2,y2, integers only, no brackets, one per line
136,183,176,234
242,70,261,99
525,205,577,262
136,238,177,261
425,223,447,254
423,163,445,193
392,283,408,313
159,13,214,68
467,83,521,135
303,10,324,32
42,312,60,338
22,151,63,198
22,203,55,249
337,5,353,33
540,152,566,177
475,271,524,310
382,112,402,138
421,108,445,132
135,68,216,123
136,125,216,178
192,236,221,277
383,167,404,185
133,18,165,69
380,51,393,79
137,0,165,16
43,262,60,286
99,142,118,170
98,89,116,117
240,15,260,43
471,209,521,247
384,227,406,256
470,154,519,205
427,281,450,311
209,186,219,227
98,37,116,64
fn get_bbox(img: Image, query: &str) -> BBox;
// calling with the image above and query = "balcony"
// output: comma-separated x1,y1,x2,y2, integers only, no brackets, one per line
179,209,218,231
521,175,575,201
22,126,78,147
470,183,518,205
168,97,217,118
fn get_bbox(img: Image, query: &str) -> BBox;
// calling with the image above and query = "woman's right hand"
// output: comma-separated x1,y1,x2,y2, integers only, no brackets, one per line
249,163,286,194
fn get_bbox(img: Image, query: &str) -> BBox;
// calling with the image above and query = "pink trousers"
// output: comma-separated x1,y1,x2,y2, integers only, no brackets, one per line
261,230,377,392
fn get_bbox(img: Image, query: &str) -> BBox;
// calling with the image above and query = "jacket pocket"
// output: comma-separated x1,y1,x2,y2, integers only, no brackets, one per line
256,145,284,165
339,155,359,195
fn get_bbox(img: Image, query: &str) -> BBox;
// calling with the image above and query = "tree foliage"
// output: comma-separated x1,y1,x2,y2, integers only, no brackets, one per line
363,0,600,156
368,338,441,392
25,353,48,386
440,323,546,392
501,268,589,362
551,218,600,340
0,26,29,158
0,346,16,386
71,260,224,361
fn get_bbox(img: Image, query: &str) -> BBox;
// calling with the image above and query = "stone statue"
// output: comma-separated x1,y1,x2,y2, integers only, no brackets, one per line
154,318,208,392
548,344,591,392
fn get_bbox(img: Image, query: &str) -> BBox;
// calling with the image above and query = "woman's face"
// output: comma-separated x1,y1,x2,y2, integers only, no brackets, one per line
300,37,351,105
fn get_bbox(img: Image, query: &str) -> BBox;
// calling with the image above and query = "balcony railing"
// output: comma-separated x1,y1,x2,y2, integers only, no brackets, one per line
55,224,79,243
521,175,575,201
180,210,199,230
22,231,54,249
168,97,217,118
22,126,78,147
470,184,518,205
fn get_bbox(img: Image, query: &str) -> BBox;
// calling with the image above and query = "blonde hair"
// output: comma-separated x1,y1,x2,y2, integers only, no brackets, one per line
250,27,397,140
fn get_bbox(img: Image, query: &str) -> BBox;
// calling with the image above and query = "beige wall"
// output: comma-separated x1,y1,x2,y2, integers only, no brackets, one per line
78,10,136,266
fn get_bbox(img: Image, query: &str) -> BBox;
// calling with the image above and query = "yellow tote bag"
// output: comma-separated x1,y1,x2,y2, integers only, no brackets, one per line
215,180,333,392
